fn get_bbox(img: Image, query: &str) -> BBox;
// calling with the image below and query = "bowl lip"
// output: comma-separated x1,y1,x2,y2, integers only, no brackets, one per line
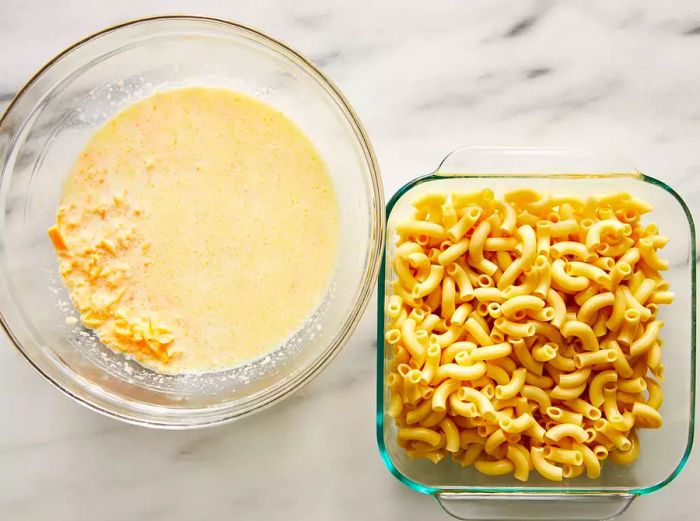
375,145,696,495
0,14,385,428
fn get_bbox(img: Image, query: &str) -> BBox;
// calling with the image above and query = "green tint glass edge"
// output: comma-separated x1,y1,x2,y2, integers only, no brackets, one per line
377,173,438,495
634,173,697,495
375,171,697,497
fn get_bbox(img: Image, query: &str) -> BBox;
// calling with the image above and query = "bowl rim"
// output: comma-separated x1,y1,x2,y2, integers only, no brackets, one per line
375,146,696,495
0,14,385,428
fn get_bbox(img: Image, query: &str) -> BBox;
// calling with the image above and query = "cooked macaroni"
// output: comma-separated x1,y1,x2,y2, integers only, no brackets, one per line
386,189,671,481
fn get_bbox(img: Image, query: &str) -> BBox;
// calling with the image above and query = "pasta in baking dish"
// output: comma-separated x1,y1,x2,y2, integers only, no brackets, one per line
385,189,671,482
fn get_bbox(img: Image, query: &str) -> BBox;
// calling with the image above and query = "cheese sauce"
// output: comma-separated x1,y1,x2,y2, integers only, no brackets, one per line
49,87,339,373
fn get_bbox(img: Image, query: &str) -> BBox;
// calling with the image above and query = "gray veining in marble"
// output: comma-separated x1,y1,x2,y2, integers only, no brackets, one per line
1,1,699,520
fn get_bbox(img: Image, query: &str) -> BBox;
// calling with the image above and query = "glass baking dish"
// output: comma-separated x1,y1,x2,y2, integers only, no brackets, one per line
376,147,696,520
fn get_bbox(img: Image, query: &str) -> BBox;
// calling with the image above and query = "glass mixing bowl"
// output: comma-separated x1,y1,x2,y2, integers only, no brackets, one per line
0,16,384,428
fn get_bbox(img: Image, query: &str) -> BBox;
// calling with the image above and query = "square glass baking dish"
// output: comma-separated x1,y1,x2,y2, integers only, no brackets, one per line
376,147,696,521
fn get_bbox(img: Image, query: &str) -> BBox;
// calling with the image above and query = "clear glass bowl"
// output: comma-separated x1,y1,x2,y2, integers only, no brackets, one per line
0,16,384,428
376,147,695,520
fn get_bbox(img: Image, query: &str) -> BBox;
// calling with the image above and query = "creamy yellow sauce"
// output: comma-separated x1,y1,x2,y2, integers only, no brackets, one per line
49,87,339,374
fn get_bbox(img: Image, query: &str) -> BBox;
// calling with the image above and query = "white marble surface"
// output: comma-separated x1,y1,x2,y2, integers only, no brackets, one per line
1,1,699,520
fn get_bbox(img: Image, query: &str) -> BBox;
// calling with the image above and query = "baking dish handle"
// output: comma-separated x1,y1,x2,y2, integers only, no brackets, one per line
435,492,635,521
434,146,637,177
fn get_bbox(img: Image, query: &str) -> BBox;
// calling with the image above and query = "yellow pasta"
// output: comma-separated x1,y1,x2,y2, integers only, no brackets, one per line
603,339,634,378
474,458,514,476
494,317,536,338
545,423,589,444
552,259,590,292
620,286,652,321
398,427,442,447
544,446,583,466
430,379,461,412
563,398,602,421
521,385,551,411
412,265,445,298
586,220,631,251
470,342,513,361
532,342,558,362
449,394,478,418
550,382,587,400
396,219,445,239
484,428,508,455
573,349,617,368
545,406,583,426
617,377,647,394
432,325,462,348
561,320,599,352
525,371,555,389
473,287,506,302
577,291,614,323
602,383,625,428
400,318,427,366
450,303,473,326
550,241,595,261
441,418,461,452
566,261,611,288
497,257,524,290
549,218,579,238
438,238,470,267
387,295,404,319
503,266,539,299
442,200,458,230
507,445,530,482
531,446,563,481
617,309,641,346
558,367,592,388
500,295,545,318
420,409,448,428
638,238,669,271
512,338,544,376
543,288,567,328
630,320,664,357
648,291,674,305
594,420,632,451
433,363,487,386
532,256,552,300
632,278,657,304
516,225,537,269
446,262,475,301
495,368,527,400
499,412,535,434
485,237,518,251
447,206,482,242
439,341,475,364
420,343,441,384
548,351,575,372
578,443,602,478
469,221,499,275
440,275,457,319
406,398,433,424
386,190,672,482
645,377,663,410
632,402,663,429
607,431,640,465
458,443,484,466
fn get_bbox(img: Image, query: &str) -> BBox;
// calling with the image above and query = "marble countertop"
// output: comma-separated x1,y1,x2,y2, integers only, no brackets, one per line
1,1,699,520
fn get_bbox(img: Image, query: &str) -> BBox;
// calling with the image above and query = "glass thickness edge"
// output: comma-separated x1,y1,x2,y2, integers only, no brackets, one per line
375,171,697,496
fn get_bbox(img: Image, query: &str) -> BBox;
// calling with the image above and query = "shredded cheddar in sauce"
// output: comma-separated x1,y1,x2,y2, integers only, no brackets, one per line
50,87,339,374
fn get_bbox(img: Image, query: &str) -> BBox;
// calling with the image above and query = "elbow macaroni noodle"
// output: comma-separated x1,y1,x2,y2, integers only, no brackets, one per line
386,190,671,481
